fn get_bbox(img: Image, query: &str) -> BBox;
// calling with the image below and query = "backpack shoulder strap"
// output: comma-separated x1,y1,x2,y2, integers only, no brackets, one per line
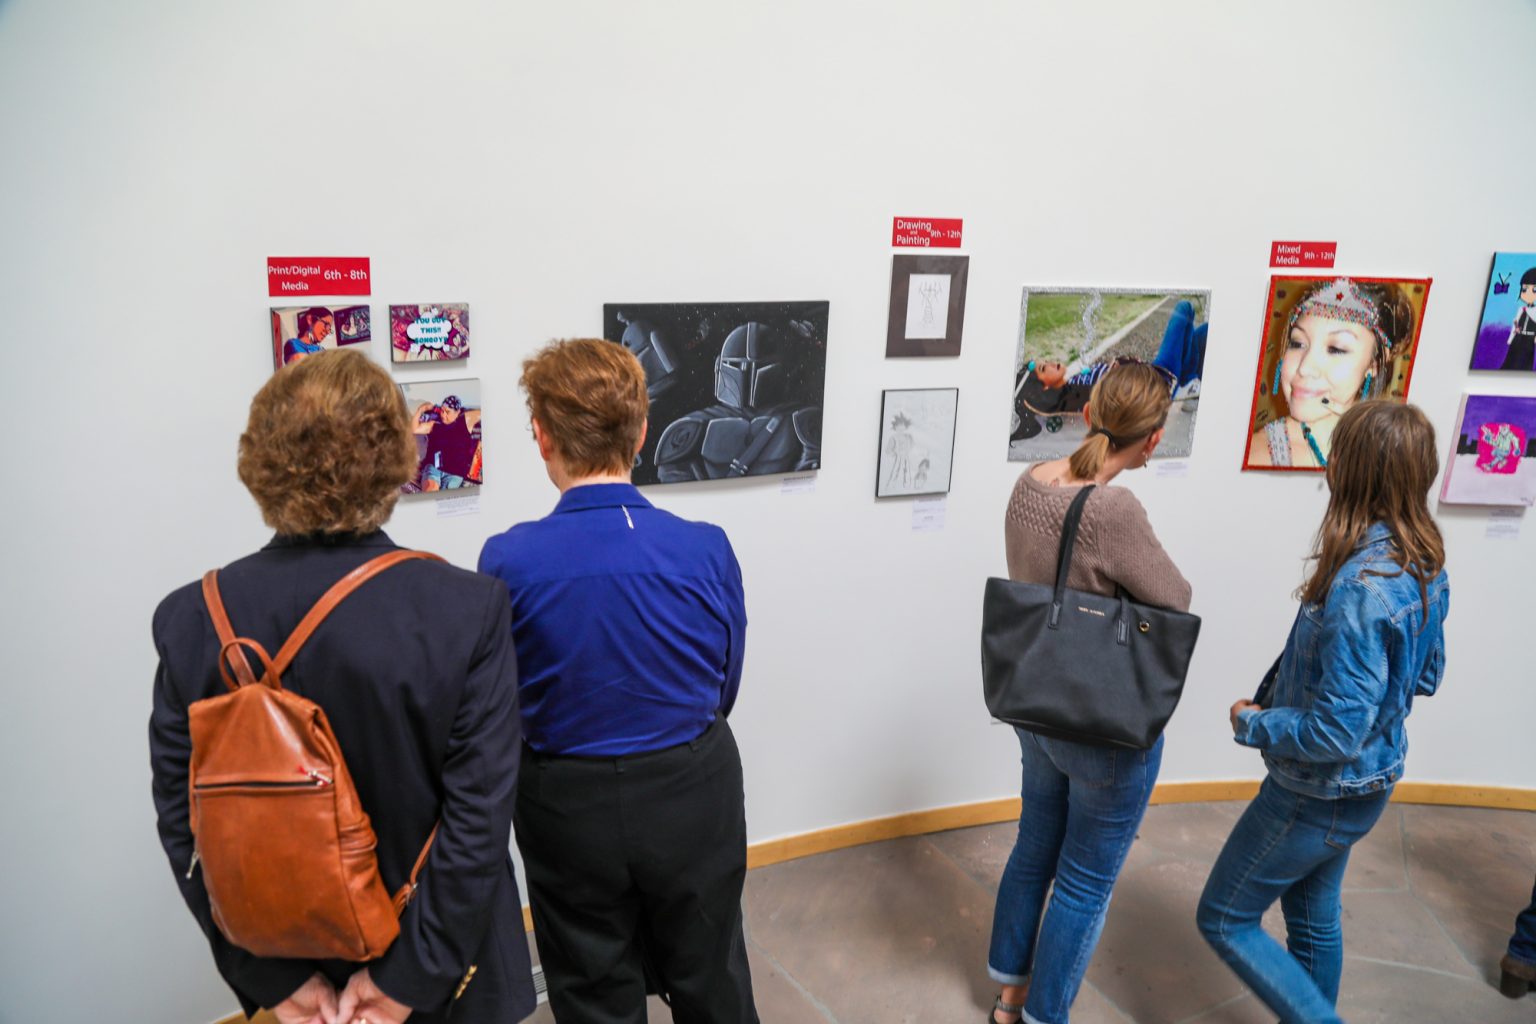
263,549,446,683
202,570,256,691
392,822,440,914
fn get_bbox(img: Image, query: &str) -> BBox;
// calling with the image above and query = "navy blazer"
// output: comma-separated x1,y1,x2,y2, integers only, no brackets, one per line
149,531,535,1023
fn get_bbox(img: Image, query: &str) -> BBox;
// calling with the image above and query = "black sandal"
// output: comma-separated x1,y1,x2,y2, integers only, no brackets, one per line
988,994,1024,1023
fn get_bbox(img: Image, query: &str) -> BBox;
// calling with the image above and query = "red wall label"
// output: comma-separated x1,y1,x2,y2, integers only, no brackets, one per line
892,218,963,248
1269,241,1337,269
267,256,372,296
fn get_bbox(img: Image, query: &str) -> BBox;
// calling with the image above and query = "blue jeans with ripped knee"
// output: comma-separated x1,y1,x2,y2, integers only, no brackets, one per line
988,729,1162,1024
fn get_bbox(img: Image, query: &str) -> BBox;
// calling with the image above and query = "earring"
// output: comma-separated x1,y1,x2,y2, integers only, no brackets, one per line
1272,360,1283,395
1360,372,1373,399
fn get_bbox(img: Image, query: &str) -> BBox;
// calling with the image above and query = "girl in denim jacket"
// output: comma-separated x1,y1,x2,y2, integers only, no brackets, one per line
1197,401,1448,1024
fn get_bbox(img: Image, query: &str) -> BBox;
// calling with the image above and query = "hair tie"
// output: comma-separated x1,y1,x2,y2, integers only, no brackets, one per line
1088,425,1126,446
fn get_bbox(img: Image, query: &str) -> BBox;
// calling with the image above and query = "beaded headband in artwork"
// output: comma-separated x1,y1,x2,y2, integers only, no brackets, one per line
1286,278,1391,350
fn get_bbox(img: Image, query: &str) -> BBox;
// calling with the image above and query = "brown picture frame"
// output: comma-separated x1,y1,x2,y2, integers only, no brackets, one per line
886,254,969,357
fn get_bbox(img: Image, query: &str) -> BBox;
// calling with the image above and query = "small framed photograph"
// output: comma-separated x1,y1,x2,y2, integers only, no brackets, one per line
399,378,483,493
886,254,969,357
876,387,958,497
390,303,470,362
270,304,371,371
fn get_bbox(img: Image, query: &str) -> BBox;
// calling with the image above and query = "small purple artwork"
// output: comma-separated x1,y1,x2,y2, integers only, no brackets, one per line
1440,393,1536,506
1469,252,1536,371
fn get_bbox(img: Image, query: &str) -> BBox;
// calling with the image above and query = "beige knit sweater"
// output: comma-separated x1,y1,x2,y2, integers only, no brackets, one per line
1005,467,1192,612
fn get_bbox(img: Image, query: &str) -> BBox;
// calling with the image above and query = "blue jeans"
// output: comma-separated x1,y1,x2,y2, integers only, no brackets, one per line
1152,299,1208,387
1197,776,1393,1024
988,730,1163,1024
424,464,466,489
1510,877,1536,966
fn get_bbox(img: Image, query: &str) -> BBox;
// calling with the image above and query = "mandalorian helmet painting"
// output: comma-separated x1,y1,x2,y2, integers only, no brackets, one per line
714,322,789,409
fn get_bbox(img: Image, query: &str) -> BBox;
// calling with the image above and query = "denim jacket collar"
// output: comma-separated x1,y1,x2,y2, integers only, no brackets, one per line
1358,522,1393,551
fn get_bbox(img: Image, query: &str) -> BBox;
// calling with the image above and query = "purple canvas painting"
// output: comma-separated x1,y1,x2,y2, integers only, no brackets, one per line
1441,393,1536,505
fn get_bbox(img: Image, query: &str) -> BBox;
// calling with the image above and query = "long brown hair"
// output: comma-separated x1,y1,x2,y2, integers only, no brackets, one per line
1299,401,1445,615
1068,362,1171,480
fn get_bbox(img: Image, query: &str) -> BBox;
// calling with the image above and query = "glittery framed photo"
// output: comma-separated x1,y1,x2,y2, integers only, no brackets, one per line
876,387,958,497
1242,275,1431,473
1007,287,1210,463
885,254,969,357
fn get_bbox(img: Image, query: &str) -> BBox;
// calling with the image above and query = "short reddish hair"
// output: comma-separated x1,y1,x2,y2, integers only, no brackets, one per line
521,339,648,476
238,349,416,534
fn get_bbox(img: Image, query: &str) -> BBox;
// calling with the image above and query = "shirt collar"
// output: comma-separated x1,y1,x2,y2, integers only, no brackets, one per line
263,529,396,550
1360,522,1394,549
552,482,653,515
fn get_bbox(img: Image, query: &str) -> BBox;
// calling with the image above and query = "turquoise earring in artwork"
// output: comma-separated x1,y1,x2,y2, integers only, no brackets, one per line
1273,361,1283,395
1360,372,1374,399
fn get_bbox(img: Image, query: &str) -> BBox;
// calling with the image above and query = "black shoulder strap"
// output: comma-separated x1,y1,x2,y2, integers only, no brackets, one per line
1050,486,1096,624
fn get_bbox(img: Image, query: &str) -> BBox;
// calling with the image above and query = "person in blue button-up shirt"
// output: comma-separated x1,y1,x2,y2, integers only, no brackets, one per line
1197,401,1449,1024
479,338,758,1024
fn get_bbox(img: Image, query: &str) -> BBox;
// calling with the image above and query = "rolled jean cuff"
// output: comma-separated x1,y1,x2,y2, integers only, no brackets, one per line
987,964,1031,986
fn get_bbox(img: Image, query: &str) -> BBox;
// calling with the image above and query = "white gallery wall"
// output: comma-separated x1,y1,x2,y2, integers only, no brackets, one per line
2,1,1533,1020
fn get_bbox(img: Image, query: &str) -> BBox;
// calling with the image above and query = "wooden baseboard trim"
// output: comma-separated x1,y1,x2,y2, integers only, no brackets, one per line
1392,781,1536,811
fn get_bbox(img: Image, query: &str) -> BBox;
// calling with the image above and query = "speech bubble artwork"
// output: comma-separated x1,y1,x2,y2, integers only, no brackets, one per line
390,303,470,362
1477,422,1525,474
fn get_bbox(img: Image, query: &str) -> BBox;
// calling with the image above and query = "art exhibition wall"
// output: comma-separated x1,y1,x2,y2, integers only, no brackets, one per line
2,1,1533,1020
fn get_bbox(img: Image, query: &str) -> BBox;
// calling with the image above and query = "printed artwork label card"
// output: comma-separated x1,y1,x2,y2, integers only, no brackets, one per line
911,496,947,531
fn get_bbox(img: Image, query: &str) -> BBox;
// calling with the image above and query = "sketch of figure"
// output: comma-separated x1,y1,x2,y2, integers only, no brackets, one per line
1480,422,1522,472
918,280,945,329
653,321,822,482
884,412,915,489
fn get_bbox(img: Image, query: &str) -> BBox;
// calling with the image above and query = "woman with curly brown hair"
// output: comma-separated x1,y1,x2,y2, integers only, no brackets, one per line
149,350,535,1024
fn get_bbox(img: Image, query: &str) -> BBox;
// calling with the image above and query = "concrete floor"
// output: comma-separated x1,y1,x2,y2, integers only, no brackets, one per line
525,802,1536,1023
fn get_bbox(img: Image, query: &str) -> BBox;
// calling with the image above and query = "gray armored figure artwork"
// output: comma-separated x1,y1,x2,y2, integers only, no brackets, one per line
603,301,831,486
614,311,680,402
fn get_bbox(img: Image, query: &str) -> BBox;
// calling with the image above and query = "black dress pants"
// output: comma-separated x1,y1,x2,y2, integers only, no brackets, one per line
515,718,758,1024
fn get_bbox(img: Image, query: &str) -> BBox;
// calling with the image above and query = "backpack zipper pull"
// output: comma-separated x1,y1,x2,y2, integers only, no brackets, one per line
301,767,333,786
185,850,200,880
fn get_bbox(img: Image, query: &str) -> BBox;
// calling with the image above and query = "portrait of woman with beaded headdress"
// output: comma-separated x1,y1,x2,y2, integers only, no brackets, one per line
1243,275,1431,471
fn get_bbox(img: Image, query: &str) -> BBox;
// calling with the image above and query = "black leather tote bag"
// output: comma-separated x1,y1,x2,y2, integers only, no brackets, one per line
981,485,1201,749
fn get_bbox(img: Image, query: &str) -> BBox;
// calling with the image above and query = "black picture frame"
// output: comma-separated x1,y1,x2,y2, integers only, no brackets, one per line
875,387,959,497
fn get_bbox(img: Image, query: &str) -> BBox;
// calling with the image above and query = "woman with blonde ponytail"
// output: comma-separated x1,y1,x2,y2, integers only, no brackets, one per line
987,362,1192,1024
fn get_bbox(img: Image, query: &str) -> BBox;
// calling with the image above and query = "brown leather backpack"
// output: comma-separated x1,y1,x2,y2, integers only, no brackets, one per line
188,550,442,960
